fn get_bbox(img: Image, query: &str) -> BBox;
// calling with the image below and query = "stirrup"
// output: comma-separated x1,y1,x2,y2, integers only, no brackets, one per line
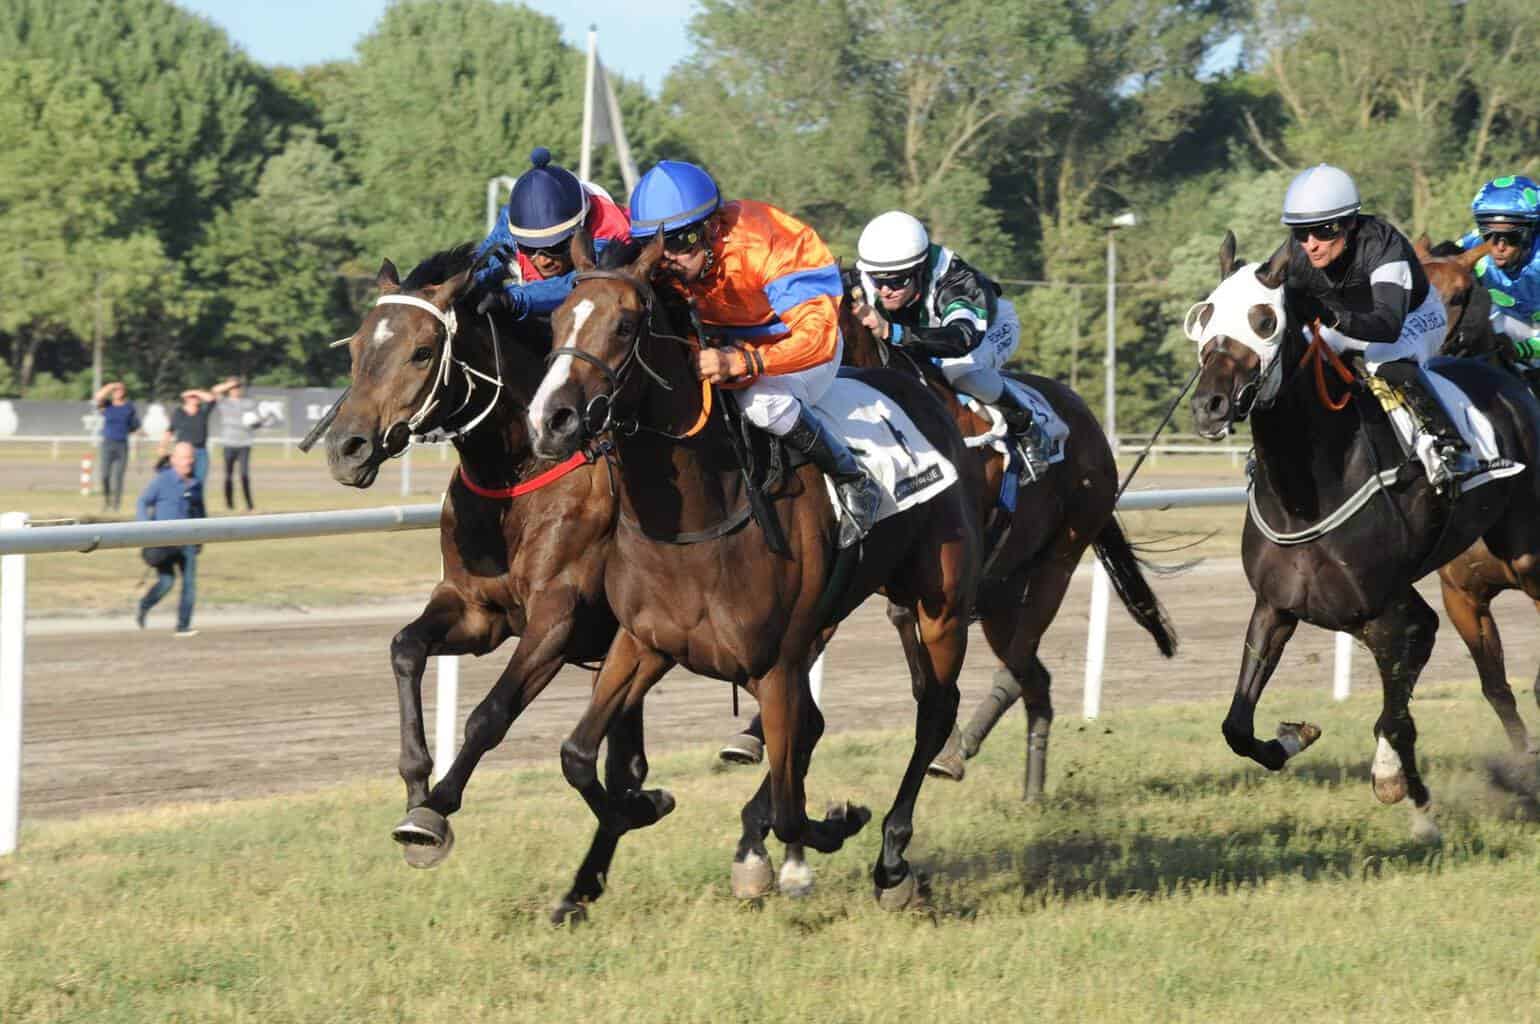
835,475,882,548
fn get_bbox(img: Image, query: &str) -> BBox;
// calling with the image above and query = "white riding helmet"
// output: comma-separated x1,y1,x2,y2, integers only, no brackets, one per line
1281,164,1361,225
856,211,930,273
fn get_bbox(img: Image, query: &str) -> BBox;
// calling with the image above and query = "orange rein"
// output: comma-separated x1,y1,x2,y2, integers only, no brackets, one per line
1298,318,1356,412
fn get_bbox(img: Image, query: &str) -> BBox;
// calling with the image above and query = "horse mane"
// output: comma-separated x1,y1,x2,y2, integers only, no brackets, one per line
402,242,481,290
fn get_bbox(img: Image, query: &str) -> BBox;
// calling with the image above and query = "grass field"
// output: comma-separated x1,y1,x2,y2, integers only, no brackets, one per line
1,443,1250,616
3,682,1538,1023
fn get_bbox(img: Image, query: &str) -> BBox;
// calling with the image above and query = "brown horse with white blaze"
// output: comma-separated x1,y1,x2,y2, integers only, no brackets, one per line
529,234,983,917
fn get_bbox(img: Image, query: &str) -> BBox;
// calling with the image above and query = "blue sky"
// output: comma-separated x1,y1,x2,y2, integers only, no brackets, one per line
175,0,699,93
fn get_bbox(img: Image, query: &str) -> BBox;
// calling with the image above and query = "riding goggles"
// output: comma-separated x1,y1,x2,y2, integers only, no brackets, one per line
662,224,707,253
1482,228,1533,248
871,271,916,291
517,241,570,260
1289,220,1346,243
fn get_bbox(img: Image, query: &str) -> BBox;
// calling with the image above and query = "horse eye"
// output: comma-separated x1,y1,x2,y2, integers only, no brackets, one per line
615,318,635,338
1248,305,1278,340
411,346,434,364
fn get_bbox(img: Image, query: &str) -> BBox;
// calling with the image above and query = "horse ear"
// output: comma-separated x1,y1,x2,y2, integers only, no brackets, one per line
1219,230,1239,279
632,231,666,280
377,259,400,294
1454,240,1491,272
1413,233,1432,258
571,227,596,272
436,268,475,307
1255,242,1291,289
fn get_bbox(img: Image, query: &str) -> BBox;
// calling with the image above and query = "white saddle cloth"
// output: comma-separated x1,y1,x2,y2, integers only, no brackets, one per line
956,378,1070,467
1385,369,1525,493
811,378,959,525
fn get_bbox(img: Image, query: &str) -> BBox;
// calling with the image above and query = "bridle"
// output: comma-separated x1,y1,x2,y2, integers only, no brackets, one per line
550,269,709,440
373,293,504,455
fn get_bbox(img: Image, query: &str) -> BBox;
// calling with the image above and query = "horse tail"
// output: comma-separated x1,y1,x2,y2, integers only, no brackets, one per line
1090,515,1178,657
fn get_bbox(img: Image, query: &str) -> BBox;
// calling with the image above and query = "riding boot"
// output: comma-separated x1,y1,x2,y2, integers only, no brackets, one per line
991,388,1051,480
784,407,883,549
1384,366,1480,488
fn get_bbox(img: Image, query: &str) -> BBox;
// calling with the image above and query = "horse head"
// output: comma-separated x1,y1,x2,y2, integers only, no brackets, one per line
326,247,484,487
528,232,669,460
1188,231,1292,440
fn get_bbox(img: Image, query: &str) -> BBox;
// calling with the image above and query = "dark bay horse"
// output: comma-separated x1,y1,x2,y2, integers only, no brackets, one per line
836,289,1177,797
324,244,624,866
529,235,983,916
1188,231,1540,839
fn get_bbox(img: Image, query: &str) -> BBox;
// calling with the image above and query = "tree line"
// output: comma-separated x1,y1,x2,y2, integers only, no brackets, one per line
2,0,1535,432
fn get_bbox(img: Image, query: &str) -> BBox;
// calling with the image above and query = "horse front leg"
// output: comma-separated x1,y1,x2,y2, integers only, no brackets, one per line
759,661,869,858
552,701,669,924
1359,587,1442,843
1221,597,1310,771
394,600,574,866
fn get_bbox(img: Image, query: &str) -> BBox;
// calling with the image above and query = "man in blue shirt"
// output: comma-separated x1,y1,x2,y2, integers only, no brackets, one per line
93,381,140,512
135,441,205,637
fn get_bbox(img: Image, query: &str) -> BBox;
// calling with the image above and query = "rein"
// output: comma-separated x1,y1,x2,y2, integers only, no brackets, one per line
1299,318,1356,412
373,293,506,448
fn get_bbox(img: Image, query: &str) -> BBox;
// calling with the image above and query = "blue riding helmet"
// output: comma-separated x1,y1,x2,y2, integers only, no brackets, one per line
506,147,589,248
629,160,721,238
1471,175,1540,227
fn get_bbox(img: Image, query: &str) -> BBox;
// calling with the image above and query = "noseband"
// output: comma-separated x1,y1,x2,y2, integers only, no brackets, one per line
375,293,505,454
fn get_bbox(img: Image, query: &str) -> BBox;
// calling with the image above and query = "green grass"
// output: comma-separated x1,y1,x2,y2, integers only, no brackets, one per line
3,682,1538,1022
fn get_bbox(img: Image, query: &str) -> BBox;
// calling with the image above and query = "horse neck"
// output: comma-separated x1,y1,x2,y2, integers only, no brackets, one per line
1250,370,1369,514
446,311,543,488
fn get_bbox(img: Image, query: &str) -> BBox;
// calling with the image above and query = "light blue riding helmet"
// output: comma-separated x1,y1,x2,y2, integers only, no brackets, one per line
1471,175,1540,227
628,161,721,239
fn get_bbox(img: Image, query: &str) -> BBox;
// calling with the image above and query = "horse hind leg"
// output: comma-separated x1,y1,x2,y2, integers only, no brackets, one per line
1359,587,1441,843
1440,575,1531,754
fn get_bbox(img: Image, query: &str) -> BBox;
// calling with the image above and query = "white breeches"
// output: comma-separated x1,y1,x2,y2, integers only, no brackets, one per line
934,298,1020,403
738,334,844,436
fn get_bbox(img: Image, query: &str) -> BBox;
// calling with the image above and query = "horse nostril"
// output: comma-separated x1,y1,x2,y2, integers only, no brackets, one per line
1205,393,1229,417
548,406,578,438
340,435,370,461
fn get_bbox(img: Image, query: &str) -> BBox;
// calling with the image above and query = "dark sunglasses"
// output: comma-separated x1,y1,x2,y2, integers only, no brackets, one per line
516,241,569,260
1290,220,1345,243
871,272,916,291
1482,229,1531,247
663,225,706,253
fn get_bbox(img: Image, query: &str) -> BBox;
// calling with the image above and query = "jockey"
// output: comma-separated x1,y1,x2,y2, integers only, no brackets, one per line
473,147,631,318
1276,163,1477,488
1457,176,1540,363
851,210,1049,479
628,159,882,548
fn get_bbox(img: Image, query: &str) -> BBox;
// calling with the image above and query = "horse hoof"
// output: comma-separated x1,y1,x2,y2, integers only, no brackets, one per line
1408,801,1441,845
826,800,872,837
874,870,918,911
1372,773,1408,805
550,899,589,926
1276,721,1322,760
779,857,815,898
718,732,764,766
926,728,966,781
731,852,775,900
393,807,454,869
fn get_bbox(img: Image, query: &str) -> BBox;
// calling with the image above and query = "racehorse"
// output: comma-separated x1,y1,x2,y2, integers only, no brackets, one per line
835,284,1177,797
323,243,624,866
1188,231,1540,839
529,233,983,916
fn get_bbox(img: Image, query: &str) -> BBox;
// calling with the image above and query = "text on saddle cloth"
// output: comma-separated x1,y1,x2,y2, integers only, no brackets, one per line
1371,369,1526,494
811,378,959,526
955,378,1070,465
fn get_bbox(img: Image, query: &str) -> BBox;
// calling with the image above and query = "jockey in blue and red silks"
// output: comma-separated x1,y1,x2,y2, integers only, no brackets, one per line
628,159,882,549
474,147,631,319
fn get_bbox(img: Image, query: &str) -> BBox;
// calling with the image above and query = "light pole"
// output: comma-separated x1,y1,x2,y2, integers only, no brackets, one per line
1104,210,1138,449
485,176,517,234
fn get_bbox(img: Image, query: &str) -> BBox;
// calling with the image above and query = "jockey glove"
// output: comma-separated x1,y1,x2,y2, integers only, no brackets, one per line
1289,292,1341,330
1516,337,1540,362
474,285,532,319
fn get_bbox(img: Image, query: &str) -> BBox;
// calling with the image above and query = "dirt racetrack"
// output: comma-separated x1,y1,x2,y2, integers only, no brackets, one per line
22,559,1540,821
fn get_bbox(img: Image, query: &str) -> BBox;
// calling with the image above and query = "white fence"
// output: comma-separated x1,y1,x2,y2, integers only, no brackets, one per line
0,485,1356,857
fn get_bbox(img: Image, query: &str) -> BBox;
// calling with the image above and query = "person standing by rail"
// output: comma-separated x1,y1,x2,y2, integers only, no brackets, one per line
93,380,140,512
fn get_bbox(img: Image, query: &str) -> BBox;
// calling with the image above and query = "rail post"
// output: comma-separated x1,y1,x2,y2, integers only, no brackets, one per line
1083,560,1110,720
1,512,28,856
432,655,459,784
1333,632,1353,701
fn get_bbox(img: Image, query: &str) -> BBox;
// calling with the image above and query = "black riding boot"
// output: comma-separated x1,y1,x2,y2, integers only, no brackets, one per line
784,407,883,548
1377,361,1478,487
992,388,1051,480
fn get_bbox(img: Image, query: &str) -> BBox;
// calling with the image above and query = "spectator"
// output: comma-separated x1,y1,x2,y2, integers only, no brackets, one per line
162,386,217,484
93,380,140,512
135,440,205,638
213,377,267,511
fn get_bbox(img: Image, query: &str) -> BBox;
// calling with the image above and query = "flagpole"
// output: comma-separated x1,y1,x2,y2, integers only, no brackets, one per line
579,24,597,182
601,59,638,196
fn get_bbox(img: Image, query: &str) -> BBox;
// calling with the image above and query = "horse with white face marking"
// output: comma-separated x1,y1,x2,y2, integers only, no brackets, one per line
1189,231,1540,841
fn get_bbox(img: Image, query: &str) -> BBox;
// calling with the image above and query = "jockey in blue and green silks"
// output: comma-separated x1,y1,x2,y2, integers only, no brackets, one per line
1456,175,1540,364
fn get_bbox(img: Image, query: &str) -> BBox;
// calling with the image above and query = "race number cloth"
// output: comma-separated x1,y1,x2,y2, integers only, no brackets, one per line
811,378,958,525
955,378,1070,466
1377,369,1526,494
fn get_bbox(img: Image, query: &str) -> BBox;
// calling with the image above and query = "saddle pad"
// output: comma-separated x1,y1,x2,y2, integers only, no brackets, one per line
812,378,959,525
955,378,1070,465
